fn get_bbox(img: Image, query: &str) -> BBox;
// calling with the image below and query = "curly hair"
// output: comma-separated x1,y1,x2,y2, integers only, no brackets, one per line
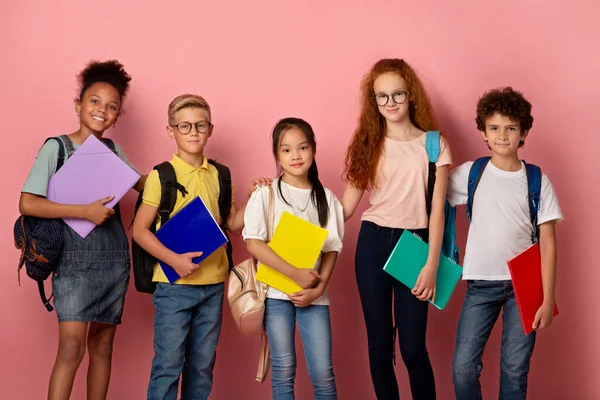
343,59,438,191
77,60,132,103
475,87,533,147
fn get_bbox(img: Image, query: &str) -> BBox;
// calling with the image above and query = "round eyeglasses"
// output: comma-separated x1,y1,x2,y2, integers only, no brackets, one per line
170,121,213,135
372,91,409,106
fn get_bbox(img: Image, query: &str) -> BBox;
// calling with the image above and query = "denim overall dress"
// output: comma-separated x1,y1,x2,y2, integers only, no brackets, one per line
51,135,131,325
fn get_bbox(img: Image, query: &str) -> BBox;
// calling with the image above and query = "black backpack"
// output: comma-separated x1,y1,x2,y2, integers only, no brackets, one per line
131,159,233,294
14,135,119,311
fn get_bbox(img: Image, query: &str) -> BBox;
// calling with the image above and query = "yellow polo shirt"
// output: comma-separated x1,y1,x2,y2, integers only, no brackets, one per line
142,154,233,285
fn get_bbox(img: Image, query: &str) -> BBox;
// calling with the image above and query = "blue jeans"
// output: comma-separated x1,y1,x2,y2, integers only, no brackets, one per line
265,298,337,400
148,282,224,400
452,280,536,400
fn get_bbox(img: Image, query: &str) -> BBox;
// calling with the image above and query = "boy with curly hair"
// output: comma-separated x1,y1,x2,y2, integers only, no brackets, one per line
448,87,563,399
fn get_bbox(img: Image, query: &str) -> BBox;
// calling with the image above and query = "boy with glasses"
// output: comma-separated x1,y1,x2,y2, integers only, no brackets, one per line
133,94,269,399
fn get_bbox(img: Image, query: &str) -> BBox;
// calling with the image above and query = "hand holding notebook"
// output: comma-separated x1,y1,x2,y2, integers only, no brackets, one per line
507,243,559,335
168,251,205,278
155,196,228,284
383,230,462,310
47,135,140,238
256,211,328,295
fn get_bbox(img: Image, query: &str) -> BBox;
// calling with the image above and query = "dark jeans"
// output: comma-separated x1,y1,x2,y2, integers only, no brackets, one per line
355,221,436,400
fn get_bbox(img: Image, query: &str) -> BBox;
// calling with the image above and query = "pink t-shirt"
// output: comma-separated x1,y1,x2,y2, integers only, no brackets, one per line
361,133,452,229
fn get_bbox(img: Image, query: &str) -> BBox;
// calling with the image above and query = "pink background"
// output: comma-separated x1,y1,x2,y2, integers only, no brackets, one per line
2,1,598,399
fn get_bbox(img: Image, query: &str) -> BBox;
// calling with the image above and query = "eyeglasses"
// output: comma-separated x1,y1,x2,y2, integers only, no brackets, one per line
372,90,409,106
170,121,213,135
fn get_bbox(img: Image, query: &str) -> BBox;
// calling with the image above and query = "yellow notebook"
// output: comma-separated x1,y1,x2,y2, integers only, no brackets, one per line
256,211,328,294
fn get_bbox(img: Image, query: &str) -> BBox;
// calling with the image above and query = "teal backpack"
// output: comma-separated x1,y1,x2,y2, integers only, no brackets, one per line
424,131,459,263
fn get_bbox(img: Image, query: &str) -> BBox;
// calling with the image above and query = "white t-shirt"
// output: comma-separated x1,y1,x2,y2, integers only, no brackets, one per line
448,160,563,280
242,178,344,305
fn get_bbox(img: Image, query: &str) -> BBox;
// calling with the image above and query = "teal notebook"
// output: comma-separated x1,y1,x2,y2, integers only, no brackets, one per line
383,230,462,310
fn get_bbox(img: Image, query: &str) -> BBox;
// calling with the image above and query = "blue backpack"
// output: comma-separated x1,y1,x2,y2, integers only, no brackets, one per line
14,135,120,312
425,131,543,264
466,157,542,243
424,131,460,263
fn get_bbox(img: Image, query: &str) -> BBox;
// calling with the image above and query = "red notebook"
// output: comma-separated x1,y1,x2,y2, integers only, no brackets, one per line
507,243,559,335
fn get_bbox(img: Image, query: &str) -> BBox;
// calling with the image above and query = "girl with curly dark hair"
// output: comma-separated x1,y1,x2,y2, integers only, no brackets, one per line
19,60,145,400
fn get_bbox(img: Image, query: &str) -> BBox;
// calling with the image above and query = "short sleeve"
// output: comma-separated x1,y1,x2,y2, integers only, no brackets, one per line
21,139,60,197
113,142,141,175
322,190,345,254
242,186,270,242
538,174,564,225
447,161,473,207
436,136,453,168
142,170,161,208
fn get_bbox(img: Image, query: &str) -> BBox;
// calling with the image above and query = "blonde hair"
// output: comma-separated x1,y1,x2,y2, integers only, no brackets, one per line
167,94,211,124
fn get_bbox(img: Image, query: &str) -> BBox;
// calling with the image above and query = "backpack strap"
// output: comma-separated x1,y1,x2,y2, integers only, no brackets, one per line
99,137,123,216
466,157,491,221
154,162,188,227
33,136,68,312
207,159,234,270
524,161,542,243
59,135,76,156
38,281,54,312
423,131,460,263
424,131,440,217
43,137,67,171
207,159,233,224
101,137,118,154
425,131,441,163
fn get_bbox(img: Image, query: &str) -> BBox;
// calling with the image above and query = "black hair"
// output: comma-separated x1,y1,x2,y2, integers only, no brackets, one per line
272,117,329,227
77,60,132,103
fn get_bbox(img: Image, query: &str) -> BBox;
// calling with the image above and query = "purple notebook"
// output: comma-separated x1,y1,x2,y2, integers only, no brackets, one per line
47,135,140,238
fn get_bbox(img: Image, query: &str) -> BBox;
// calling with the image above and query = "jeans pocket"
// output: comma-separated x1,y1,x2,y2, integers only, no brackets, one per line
117,264,130,296
52,264,74,297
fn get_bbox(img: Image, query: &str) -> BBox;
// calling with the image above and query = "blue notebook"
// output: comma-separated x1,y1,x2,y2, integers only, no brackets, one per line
383,230,463,310
155,196,228,284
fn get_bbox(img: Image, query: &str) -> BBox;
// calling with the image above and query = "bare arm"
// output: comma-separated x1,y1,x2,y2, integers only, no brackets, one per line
226,200,242,235
133,174,148,193
426,165,449,268
289,251,339,307
341,183,365,221
132,202,202,278
19,192,114,225
539,222,557,305
227,177,273,235
314,251,338,291
413,165,449,301
246,238,320,289
533,221,558,330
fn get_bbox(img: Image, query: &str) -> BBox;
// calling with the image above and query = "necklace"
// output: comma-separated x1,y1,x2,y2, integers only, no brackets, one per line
283,181,312,213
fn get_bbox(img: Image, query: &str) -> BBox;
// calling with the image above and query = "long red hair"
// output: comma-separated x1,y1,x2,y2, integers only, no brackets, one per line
344,59,438,190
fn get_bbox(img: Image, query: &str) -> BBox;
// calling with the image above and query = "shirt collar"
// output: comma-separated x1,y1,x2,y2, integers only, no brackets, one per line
170,154,208,175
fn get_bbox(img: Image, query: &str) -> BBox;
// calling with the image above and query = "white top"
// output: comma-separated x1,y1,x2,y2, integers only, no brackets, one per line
242,178,345,305
448,161,563,280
